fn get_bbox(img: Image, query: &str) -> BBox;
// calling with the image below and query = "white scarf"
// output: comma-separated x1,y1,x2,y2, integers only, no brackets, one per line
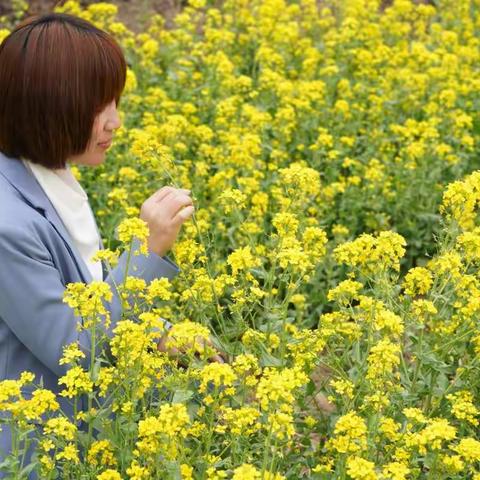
21,158,103,282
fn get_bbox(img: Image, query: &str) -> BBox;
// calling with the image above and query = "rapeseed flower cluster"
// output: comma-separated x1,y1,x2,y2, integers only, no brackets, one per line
2,0,480,478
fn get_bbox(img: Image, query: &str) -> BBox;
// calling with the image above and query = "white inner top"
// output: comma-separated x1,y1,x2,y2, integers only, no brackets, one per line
21,157,103,281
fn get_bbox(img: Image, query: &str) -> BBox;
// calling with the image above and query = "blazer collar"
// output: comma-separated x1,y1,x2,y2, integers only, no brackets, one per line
0,152,105,283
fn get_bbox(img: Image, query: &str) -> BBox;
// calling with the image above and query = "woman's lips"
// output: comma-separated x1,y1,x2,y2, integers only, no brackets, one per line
98,139,112,149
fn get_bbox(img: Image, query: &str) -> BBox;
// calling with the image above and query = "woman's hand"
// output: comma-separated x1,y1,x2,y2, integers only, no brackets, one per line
157,332,226,364
140,186,194,257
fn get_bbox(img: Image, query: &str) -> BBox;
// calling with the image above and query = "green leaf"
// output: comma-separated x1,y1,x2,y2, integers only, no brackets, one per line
172,389,194,404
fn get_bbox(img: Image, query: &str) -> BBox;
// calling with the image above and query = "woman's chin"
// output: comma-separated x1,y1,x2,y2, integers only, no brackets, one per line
91,151,107,165
70,150,107,167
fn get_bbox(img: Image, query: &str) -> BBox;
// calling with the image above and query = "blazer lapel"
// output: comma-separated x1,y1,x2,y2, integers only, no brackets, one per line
0,152,94,284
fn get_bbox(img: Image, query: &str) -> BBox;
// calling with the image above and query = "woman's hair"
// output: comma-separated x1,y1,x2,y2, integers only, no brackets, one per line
0,12,126,169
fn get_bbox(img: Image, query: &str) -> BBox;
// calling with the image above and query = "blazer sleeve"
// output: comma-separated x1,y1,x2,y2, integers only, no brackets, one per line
0,222,179,378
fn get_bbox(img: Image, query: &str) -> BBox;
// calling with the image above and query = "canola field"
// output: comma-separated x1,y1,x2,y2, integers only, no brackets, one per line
1,0,480,478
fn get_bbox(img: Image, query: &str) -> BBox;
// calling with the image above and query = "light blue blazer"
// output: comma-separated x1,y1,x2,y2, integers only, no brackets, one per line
0,151,179,466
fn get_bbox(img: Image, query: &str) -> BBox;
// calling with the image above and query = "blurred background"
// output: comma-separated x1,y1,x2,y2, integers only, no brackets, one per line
0,0,437,33
0,0,185,32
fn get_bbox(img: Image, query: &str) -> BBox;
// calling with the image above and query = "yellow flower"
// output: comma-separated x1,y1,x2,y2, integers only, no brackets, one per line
302,226,328,261
256,367,308,411
457,227,480,262
219,406,260,436
373,308,404,337
136,404,190,459
0,379,21,407
346,456,377,480
19,371,35,385
272,212,299,238
56,443,79,463
332,224,350,237
206,467,228,479
218,188,247,213
366,339,401,387
447,390,479,426
441,455,464,475
330,378,354,400
180,464,193,479
39,454,55,474
91,248,120,267
268,410,294,440
97,470,122,480
402,407,426,424
0,29,11,44
406,418,456,454
334,231,406,274
440,171,480,231
44,417,77,440
379,418,401,442
232,464,260,480
15,389,59,420
381,461,409,480
96,366,115,397
402,267,433,296
88,440,117,467
126,460,150,479
123,68,138,94
58,366,93,398
123,276,147,295
453,437,480,463
410,299,437,320
143,277,172,302
277,162,320,197
227,246,261,276
63,281,113,326
166,320,211,357
327,279,363,305
59,342,86,365
198,363,237,395
116,217,149,255
327,412,367,454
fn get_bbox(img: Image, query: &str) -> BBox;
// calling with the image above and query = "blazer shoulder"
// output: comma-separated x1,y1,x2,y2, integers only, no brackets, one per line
0,176,52,245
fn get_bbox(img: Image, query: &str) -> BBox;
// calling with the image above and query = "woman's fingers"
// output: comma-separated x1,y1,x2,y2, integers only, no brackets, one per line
174,205,195,223
209,353,225,364
161,192,194,220
158,334,227,364
157,334,181,357
151,186,176,203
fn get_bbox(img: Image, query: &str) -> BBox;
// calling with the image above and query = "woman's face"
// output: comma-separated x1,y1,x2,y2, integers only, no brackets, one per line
67,99,121,167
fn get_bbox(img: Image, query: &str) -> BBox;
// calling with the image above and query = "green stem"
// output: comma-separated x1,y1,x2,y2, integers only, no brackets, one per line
122,239,133,294
261,421,274,475
87,311,97,445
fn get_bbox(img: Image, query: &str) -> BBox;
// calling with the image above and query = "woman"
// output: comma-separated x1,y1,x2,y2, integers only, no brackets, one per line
0,11,198,464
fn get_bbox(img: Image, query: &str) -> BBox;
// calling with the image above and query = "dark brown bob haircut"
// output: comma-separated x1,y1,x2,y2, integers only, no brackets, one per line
0,12,126,169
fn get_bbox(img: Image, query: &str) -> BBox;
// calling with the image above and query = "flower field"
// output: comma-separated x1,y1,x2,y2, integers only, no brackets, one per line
1,0,480,478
